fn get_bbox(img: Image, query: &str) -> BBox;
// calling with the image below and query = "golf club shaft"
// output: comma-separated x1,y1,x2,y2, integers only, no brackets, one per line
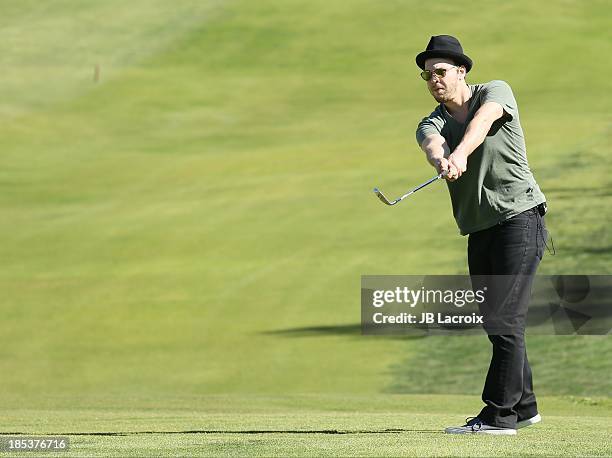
395,173,443,202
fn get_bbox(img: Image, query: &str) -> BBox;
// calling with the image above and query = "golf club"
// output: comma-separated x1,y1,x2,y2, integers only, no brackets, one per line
373,171,446,206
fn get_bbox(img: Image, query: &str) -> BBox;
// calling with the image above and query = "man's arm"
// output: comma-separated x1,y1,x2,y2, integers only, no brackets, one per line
446,102,505,180
420,133,451,175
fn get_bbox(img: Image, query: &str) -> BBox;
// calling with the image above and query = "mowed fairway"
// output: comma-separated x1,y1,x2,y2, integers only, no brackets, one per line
0,0,610,456
1,395,611,457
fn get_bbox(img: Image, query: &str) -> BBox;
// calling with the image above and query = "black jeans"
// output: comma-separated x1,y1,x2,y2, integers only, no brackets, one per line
467,206,547,429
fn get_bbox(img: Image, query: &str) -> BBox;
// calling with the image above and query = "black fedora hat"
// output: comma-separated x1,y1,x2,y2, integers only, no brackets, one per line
416,35,473,73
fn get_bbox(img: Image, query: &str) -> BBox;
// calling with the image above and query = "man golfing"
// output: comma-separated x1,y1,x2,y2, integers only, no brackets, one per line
415,35,548,435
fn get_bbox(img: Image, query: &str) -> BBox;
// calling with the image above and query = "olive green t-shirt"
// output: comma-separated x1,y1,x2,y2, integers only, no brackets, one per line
416,80,546,235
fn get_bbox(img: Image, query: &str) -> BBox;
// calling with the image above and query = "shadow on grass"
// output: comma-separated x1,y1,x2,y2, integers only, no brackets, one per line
0,428,442,436
262,324,426,340
563,245,612,254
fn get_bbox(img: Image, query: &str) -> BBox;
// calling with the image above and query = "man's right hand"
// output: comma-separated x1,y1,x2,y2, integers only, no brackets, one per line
420,134,457,180
436,158,458,181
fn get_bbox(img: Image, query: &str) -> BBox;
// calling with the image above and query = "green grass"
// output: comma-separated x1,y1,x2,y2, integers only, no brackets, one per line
1,395,611,457
388,336,612,397
0,0,610,456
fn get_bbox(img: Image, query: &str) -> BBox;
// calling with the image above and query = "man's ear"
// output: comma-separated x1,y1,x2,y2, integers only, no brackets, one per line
458,66,467,81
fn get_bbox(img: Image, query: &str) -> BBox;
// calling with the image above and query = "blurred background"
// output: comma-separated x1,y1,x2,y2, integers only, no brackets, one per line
0,0,610,410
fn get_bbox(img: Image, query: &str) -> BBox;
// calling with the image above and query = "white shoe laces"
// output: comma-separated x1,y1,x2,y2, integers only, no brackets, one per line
464,416,484,431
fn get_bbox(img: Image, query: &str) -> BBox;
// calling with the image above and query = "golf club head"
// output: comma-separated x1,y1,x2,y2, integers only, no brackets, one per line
374,172,444,207
373,188,395,205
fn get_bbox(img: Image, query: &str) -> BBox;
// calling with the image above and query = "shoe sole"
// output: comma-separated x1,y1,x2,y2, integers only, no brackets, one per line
475,429,517,435
517,414,542,429
445,428,517,435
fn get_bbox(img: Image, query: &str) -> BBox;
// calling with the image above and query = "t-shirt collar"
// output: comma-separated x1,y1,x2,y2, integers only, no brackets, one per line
440,84,476,121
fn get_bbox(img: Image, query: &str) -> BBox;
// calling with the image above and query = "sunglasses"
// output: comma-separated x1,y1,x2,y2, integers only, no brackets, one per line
420,66,459,81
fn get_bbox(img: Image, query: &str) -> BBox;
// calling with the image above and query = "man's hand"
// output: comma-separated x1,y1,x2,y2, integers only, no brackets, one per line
434,157,449,176
446,150,468,181
421,134,451,175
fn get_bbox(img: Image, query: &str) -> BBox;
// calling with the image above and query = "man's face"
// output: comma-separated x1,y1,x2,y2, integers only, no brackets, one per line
423,58,465,103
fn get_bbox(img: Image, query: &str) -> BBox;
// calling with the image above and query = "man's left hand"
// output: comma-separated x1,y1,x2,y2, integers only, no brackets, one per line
446,150,468,181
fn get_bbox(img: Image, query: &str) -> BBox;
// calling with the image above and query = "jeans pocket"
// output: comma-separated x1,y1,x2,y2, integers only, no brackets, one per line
500,210,532,230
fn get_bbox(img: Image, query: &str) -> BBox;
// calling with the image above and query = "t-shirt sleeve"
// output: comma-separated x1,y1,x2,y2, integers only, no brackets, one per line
416,109,446,146
481,80,518,120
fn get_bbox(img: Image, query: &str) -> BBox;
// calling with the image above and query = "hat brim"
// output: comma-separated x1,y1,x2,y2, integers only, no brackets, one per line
416,50,473,73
